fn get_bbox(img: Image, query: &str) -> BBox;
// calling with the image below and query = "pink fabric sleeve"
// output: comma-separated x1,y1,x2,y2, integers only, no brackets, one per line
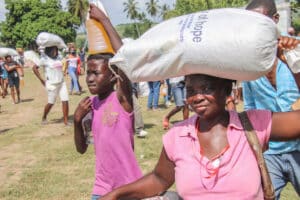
162,130,175,161
246,110,272,150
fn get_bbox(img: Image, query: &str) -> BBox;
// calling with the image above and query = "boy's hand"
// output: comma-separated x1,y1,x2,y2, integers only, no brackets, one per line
40,79,45,86
74,97,92,123
89,3,108,22
100,191,118,200
277,36,300,63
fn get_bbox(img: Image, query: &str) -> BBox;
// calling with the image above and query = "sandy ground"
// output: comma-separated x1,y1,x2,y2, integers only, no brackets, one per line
0,68,81,188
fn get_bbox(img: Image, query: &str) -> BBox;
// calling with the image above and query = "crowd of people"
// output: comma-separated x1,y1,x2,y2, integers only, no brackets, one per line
1,0,300,199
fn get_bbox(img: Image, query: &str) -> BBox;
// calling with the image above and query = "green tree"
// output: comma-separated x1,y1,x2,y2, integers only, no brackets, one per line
145,0,161,21
160,4,170,20
291,0,300,33
68,0,89,25
164,0,248,18
123,0,141,36
0,0,80,49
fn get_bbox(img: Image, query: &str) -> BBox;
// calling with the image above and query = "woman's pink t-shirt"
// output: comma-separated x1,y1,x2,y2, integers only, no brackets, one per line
91,91,142,195
163,110,272,200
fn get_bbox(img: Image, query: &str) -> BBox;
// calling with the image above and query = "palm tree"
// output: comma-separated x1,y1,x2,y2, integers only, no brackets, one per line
68,0,89,25
160,3,170,21
123,0,141,37
145,0,161,21
204,0,211,9
123,0,139,20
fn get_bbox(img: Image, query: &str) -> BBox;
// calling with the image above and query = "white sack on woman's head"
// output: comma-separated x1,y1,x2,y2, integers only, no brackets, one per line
110,8,279,82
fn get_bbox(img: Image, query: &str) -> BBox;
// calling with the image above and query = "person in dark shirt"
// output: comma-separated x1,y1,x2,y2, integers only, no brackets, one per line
4,55,21,104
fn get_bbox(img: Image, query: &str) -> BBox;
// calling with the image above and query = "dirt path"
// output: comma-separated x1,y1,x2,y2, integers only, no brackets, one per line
0,69,83,188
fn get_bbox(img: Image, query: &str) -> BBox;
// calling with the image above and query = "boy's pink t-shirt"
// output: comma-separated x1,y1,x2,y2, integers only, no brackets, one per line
91,91,142,195
163,110,272,200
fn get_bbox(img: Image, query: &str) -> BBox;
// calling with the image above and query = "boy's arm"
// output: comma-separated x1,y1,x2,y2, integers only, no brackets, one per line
74,97,92,154
89,4,122,51
89,4,133,113
4,63,19,72
277,36,300,90
101,148,175,200
32,65,45,86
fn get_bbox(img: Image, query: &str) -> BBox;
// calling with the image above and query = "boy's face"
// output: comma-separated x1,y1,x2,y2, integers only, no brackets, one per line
5,56,12,62
46,47,58,58
86,58,113,96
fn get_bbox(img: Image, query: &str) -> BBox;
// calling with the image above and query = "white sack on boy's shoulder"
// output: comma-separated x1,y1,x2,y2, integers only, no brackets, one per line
36,32,67,49
110,8,279,82
0,47,18,57
24,50,41,67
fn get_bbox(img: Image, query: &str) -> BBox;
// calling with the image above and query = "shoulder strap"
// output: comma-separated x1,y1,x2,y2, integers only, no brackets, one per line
238,111,275,200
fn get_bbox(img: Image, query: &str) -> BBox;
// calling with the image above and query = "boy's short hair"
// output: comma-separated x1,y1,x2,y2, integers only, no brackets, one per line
246,0,277,18
87,53,118,76
87,53,114,62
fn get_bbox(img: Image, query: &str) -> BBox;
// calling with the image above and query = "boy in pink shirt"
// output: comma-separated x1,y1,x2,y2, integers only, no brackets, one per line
73,4,142,199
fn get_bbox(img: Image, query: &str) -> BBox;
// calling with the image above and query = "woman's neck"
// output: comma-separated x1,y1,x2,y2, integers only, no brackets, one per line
197,110,229,133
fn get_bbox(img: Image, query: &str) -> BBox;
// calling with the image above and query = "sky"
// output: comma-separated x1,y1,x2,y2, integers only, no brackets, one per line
98,0,176,25
0,0,176,26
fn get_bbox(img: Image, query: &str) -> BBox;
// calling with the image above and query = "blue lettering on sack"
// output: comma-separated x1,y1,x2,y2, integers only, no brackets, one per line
191,12,208,43
179,12,208,43
179,16,190,42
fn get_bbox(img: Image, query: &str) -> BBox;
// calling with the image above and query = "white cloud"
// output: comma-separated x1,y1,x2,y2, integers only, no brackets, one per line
0,0,7,22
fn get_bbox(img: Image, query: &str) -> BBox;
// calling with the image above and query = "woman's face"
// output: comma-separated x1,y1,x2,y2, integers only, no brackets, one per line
185,74,228,120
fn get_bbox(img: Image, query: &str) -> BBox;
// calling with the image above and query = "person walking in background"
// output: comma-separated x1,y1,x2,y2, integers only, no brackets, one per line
232,81,243,105
74,4,142,199
225,81,237,111
4,55,21,104
147,80,161,110
79,47,86,72
288,27,296,36
162,76,189,129
243,0,300,198
0,57,8,98
0,57,4,97
132,82,148,138
32,42,69,125
66,47,81,95
164,79,172,107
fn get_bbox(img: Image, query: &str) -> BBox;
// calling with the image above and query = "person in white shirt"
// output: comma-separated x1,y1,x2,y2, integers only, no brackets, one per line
33,46,69,125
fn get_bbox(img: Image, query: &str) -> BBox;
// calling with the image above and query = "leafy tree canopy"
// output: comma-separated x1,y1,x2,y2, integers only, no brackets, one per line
0,0,80,49
164,0,248,19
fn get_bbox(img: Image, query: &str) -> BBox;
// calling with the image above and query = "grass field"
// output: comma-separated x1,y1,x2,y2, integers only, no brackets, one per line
0,69,299,199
